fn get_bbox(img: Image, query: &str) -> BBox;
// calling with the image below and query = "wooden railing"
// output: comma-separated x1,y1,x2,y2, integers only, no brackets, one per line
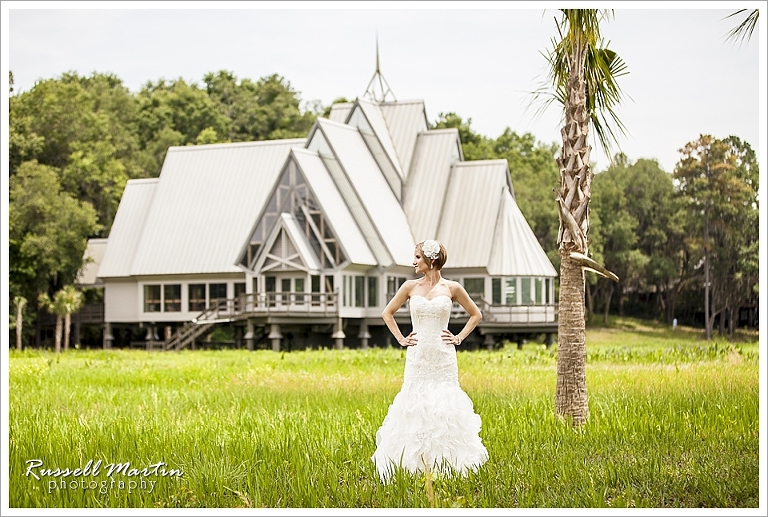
395,295,558,325
193,292,338,324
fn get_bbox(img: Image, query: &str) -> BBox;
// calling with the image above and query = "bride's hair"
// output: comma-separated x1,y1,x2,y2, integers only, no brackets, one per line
416,241,448,270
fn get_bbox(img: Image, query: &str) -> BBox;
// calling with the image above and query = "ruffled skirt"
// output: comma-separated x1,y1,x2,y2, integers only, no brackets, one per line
371,378,489,482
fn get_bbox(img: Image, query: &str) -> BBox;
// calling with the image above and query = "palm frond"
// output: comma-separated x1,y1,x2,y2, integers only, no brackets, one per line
527,9,630,160
724,9,759,46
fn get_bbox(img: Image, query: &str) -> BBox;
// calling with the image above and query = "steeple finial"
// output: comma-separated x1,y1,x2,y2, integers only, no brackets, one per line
364,33,396,103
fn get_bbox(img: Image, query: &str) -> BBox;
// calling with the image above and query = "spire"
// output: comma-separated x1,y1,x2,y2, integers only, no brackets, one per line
363,34,396,103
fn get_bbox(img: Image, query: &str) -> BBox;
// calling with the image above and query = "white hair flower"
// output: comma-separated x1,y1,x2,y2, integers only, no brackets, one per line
421,240,441,260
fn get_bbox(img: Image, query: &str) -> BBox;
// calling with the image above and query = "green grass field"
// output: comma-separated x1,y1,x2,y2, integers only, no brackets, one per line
7,318,761,509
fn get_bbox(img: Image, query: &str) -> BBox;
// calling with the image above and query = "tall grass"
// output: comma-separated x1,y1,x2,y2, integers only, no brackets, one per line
8,319,760,508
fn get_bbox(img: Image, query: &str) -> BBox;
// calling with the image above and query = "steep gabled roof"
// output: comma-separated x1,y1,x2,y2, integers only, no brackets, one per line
310,118,414,267
437,160,510,268
292,149,377,266
487,191,558,277
98,179,158,278
129,139,303,276
351,99,404,178
404,129,462,242
378,99,430,176
328,102,354,123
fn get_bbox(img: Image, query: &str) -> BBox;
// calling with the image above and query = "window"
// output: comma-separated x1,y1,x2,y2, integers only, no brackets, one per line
387,276,406,298
367,277,379,307
209,283,227,306
355,276,365,308
545,278,551,304
234,282,246,311
343,275,349,306
265,276,276,307
144,285,161,312
189,284,206,312
505,278,517,305
521,278,532,305
164,285,181,312
281,278,291,305
535,278,543,304
311,275,321,305
464,278,484,297
295,277,305,304
326,276,335,305
492,278,501,305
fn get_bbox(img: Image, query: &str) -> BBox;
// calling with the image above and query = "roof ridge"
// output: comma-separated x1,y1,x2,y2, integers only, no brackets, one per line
167,138,306,153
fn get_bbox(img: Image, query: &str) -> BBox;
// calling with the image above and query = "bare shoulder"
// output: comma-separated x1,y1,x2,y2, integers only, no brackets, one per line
446,279,464,294
400,279,419,295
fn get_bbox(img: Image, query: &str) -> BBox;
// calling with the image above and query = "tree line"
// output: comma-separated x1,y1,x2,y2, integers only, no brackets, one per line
7,70,759,348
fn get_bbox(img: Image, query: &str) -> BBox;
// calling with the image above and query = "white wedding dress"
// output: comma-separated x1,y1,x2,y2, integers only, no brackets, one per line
371,294,489,482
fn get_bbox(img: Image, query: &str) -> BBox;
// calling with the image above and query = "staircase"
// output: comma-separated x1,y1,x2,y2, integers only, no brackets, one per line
163,320,216,351
162,292,339,351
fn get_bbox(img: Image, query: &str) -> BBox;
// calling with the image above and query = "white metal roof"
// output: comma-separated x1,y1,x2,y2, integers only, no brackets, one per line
98,179,158,278
97,98,556,284
488,191,558,277
404,129,462,242
317,118,415,267
76,238,108,286
437,160,510,268
328,102,353,123
351,99,404,178
378,100,430,176
129,139,304,276
291,148,377,266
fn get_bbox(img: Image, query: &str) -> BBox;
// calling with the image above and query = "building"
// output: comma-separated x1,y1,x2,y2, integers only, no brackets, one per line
78,92,558,351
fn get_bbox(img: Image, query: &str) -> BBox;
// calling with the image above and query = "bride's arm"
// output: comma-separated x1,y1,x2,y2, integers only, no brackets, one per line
382,280,417,347
448,281,483,345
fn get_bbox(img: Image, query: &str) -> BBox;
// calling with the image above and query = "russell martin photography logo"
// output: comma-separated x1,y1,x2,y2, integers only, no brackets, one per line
25,459,184,495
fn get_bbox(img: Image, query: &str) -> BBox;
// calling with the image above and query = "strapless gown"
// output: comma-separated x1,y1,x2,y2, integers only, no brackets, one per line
371,294,489,482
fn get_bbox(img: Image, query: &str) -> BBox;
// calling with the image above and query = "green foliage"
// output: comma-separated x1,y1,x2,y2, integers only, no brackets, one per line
8,329,758,507
203,71,318,143
7,70,321,326
673,135,759,334
9,160,101,297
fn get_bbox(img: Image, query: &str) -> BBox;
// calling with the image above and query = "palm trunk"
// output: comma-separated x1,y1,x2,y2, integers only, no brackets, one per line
54,316,62,354
16,305,23,351
64,313,72,351
554,40,592,426
556,251,589,424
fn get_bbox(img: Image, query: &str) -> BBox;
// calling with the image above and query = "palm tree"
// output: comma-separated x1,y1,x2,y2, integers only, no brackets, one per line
14,296,27,350
61,286,85,351
537,10,627,425
38,290,67,354
39,286,85,352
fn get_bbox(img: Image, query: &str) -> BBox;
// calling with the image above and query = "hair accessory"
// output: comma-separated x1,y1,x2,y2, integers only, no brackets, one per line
422,240,440,260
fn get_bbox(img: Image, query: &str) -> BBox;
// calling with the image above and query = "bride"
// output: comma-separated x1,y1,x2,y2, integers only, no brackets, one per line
371,239,489,482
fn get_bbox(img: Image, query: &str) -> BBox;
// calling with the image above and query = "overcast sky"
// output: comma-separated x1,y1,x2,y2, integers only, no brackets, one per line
2,1,765,174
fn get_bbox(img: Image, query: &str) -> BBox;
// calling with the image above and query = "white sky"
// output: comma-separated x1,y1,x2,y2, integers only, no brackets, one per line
2,1,764,174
